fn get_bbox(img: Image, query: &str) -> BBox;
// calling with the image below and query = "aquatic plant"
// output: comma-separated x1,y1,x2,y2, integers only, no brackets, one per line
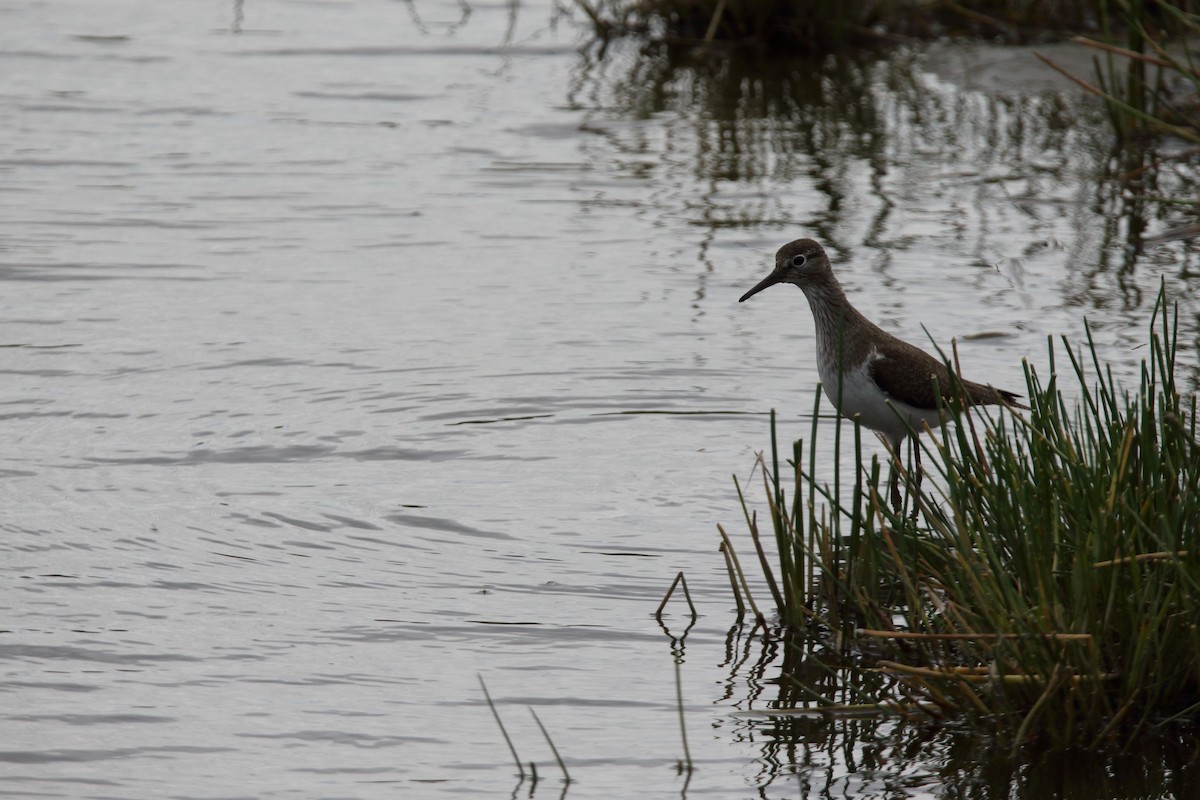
576,0,1115,52
1038,0,1200,146
727,284,1200,749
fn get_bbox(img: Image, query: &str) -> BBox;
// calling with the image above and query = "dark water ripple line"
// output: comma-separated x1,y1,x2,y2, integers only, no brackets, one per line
261,512,339,532
191,673,415,688
325,623,665,646
0,263,199,277
344,534,429,551
321,513,383,531
25,218,215,230
77,444,469,466
294,90,432,102
236,729,432,747
11,576,289,598
0,681,103,693
591,409,755,417
195,356,380,371
449,413,556,425
385,513,513,540
421,398,750,424
0,158,136,168
0,268,210,283
0,644,199,665
288,765,401,775
5,713,174,725
468,696,666,712
0,745,235,764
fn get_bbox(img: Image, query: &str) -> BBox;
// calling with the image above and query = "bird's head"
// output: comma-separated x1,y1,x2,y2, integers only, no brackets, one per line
738,239,831,302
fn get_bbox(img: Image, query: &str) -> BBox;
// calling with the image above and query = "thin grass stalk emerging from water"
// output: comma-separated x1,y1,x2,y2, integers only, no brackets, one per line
655,571,698,620
730,283,1200,749
479,675,525,779
529,708,571,783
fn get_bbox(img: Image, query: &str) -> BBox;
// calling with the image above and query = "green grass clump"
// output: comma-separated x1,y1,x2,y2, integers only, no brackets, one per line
732,285,1200,749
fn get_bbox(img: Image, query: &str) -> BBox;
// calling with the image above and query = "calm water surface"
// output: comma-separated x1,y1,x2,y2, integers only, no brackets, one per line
2,1,1198,798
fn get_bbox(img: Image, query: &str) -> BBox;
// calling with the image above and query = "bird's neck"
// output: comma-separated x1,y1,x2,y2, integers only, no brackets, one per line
801,278,869,334
799,277,877,367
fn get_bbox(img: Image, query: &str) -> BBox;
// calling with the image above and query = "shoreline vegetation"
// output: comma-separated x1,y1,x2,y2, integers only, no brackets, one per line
723,286,1198,752
576,0,1106,50
577,0,1200,149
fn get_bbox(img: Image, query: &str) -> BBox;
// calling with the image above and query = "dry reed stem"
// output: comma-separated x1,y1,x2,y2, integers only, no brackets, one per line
478,675,524,778
1012,666,1069,755
858,629,1093,641
655,570,697,619
718,539,746,619
1071,35,1200,78
879,660,1117,685
529,707,571,783
752,461,786,610
717,524,766,625
1034,51,1106,94
1093,550,1190,567
702,0,726,44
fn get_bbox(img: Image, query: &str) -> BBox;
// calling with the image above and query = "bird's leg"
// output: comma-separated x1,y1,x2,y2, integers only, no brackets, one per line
915,440,924,489
889,456,902,514
910,438,923,522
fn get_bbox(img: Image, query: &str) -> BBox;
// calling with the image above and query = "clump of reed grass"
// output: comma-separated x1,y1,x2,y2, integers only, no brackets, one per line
731,284,1200,750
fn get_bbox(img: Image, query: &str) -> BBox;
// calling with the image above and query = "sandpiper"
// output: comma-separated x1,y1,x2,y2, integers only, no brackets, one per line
738,238,1021,506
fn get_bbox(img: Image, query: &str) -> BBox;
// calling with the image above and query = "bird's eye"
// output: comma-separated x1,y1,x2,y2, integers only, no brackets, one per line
791,254,807,268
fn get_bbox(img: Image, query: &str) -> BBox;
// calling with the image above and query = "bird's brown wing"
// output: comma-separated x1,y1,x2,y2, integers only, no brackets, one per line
869,340,1020,409
866,346,951,411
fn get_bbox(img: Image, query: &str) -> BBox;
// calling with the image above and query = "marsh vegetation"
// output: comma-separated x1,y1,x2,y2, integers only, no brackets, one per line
727,289,1199,753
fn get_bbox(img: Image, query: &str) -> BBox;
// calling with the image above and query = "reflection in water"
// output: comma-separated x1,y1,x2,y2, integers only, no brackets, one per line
572,41,1200,308
571,45,894,234
657,613,697,794
719,627,1200,799
401,0,523,40
571,39,1200,408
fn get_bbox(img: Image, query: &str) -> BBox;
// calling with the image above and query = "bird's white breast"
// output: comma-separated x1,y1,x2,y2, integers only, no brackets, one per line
818,348,943,445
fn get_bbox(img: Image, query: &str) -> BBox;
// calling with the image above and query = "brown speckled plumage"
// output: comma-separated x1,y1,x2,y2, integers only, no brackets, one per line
739,238,1022,445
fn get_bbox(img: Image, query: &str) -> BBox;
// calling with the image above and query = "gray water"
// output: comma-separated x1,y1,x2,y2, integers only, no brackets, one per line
2,1,1198,798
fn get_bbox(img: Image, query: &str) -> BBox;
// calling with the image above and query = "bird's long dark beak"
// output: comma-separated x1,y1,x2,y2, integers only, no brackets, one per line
738,265,785,302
